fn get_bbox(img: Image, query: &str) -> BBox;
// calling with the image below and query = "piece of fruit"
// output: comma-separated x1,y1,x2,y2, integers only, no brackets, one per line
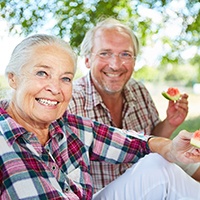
190,130,200,148
162,87,181,101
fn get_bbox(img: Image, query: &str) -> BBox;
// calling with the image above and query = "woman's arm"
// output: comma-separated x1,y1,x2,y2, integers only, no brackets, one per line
148,130,200,164
192,167,200,182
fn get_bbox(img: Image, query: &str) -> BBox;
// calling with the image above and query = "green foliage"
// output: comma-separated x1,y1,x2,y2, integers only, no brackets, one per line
186,2,200,46
171,116,200,139
190,57,200,82
133,66,159,82
0,0,199,60
163,64,197,85
133,63,197,85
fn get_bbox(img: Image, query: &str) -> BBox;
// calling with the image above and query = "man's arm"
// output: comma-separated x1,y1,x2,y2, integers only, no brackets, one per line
151,119,175,138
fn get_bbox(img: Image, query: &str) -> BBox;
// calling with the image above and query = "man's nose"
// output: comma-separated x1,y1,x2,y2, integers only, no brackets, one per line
109,55,125,69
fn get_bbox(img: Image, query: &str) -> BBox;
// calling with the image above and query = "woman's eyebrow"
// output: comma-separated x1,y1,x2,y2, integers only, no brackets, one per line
35,65,75,75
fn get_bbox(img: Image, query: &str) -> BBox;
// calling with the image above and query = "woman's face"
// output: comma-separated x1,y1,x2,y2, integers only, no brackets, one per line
8,44,75,127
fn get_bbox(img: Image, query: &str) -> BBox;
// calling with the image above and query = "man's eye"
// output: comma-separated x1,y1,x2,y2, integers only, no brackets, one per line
36,71,48,77
99,51,111,57
121,52,132,58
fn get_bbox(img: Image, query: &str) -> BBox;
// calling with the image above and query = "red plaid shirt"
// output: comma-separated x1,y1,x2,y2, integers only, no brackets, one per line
0,102,151,199
68,73,160,192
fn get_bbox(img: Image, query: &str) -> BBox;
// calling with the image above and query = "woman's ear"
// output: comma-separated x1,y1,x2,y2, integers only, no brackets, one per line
7,73,18,89
85,57,91,69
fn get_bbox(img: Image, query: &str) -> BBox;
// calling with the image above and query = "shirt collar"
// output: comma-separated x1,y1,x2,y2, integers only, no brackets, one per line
84,72,105,109
123,79,137,103
83,73,137,110
0,107,27,145
0,101,65,146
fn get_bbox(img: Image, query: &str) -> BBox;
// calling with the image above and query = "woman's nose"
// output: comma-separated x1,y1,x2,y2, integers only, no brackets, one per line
45,80,61,95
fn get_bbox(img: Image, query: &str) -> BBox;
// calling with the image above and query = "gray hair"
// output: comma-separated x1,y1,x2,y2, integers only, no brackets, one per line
5,34,77,77
80,17,139,58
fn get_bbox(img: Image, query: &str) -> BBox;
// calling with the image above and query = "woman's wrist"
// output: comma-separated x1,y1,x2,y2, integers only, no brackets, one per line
148,136,174,162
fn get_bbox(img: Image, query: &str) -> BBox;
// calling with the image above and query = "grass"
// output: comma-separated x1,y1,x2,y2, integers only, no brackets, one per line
171,116,200,139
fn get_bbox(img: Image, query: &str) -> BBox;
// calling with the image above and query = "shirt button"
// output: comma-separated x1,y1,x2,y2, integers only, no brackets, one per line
52,165,56,170
65,187,70,192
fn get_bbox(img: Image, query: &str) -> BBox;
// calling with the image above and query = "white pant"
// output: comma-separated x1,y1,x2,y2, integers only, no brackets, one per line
93,153,200,200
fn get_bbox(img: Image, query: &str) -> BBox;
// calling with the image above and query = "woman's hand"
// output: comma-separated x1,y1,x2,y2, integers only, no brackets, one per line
148,130,200,164
171,130,200,164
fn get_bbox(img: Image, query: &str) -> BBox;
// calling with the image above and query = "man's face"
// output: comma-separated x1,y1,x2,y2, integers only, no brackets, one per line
86,28,135,96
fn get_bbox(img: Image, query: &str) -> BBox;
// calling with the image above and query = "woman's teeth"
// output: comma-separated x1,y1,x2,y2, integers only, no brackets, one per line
37,98,58,106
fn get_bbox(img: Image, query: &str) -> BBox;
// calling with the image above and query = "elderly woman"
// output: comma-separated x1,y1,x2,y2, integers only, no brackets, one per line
0,34,200,200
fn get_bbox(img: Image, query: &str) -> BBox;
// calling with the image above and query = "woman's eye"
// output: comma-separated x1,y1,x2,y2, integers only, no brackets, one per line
36,71,48,77
62,77,71,82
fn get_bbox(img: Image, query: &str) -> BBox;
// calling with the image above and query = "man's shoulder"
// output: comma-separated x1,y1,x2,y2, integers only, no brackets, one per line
124,79,152,101
69,75,91,110
73,76,87,87
72,76,88,94
127,78,147,90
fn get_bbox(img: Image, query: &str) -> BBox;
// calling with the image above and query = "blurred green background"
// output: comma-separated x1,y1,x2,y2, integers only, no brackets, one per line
0,0,199,137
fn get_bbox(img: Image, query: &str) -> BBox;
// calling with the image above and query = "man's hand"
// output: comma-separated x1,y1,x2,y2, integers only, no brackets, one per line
152,94,189,138
166,93,189,128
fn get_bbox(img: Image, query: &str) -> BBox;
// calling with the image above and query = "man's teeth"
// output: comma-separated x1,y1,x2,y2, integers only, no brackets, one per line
106,73,120,77
37,99,58,106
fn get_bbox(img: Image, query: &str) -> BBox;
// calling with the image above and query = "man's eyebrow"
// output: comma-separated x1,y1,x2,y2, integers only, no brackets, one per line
99,49,133,53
